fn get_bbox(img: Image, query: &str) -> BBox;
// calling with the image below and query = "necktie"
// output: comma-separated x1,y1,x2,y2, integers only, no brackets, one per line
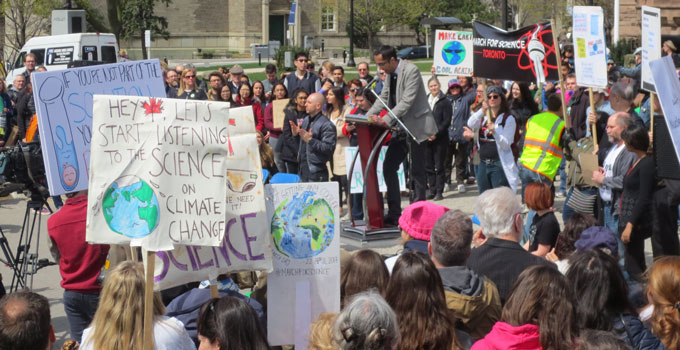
389,73,397,108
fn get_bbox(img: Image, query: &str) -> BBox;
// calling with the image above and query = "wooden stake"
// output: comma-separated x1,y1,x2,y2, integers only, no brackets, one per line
210,284,219,299
131,246,138,262
588,88,599,152
143,250,155,350
650,92,656,136
482,79,491,124
551,18,569,126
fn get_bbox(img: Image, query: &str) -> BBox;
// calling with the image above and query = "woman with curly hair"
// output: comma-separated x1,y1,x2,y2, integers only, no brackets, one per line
385,251,463,350
647,256,680,350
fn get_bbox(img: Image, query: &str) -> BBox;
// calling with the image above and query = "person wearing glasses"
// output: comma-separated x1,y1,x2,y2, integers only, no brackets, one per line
462,85,519,194
357,61,373,86
366,45,439,226
283,52,321,95
176,68,207,100
346,78,362,109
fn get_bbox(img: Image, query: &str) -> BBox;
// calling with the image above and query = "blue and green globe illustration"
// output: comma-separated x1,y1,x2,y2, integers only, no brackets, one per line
442,41,466,65
271,191,335,259
102,175,160,238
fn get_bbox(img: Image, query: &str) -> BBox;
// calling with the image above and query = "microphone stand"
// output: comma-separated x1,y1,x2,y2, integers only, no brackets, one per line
366,77,420,143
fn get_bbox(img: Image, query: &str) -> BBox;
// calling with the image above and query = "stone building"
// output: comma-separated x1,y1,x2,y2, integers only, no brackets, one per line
619,0,680,38
111,0,417,60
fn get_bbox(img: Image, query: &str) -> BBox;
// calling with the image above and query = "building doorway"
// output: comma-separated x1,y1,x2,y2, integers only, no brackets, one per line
269,15,285,45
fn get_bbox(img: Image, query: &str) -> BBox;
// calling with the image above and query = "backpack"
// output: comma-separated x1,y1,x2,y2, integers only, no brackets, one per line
499,113,521,161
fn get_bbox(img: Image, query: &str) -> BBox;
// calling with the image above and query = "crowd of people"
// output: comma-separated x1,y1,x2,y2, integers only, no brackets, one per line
2,35,680,350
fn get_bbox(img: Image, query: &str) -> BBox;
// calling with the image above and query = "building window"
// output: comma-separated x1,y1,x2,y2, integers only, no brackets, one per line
321,6,336,32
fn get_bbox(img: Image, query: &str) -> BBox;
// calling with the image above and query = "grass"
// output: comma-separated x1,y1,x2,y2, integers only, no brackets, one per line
196,62,274,72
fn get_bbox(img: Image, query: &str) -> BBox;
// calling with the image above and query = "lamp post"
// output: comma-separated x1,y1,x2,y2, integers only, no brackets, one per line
347,0,356,67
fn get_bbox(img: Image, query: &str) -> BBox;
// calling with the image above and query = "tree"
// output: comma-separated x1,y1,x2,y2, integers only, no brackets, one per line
343,0,392,59
1,0,59,63
118,0,171,59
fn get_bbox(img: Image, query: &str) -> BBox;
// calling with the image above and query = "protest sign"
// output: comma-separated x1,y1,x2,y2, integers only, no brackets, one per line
32,59,166,196
650,56,680,166
433,30,474,76
273,98,289,129
572,6,608,88
266,182,340,346
473,21,558,84
641,6,661,92
87,96,267,251
344,146,405,194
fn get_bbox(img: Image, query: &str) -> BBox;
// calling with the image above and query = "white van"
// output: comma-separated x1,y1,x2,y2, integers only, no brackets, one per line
5,32,119,83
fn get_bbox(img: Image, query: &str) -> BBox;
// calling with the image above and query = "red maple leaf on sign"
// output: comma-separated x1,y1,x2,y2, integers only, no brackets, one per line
142,98,163,115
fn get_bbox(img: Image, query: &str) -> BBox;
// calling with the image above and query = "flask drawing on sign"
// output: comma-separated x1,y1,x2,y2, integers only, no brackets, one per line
39,76,80,191
528,24,547,85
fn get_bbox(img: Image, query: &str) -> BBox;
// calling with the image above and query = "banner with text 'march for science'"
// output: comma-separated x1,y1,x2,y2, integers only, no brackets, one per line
473,21,559,84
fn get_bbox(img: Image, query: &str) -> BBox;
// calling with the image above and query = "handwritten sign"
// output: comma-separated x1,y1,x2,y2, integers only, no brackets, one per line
650,56,680,166
572,6,608,88
151,210,272,291
272,98,289,129
344,146,405,194
32,59,166,196
86,96,267,251
266,183,340,346
433,30,474,76
641,6,661,92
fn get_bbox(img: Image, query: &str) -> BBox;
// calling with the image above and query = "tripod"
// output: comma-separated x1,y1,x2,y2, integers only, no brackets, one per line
0,190,55,292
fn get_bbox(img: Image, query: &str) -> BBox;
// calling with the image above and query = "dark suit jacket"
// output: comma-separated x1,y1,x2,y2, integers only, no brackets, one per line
366,59,438,143
466,237,556,304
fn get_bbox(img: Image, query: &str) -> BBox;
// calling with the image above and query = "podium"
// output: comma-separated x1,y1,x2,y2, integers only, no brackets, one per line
341,115,401,241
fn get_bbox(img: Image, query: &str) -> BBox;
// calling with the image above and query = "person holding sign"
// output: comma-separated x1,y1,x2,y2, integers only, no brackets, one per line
264,82,289,171
80,261,195,350
463,86,519,193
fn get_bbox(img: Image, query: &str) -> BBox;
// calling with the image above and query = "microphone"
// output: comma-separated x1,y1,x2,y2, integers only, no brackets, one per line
366,75,380,89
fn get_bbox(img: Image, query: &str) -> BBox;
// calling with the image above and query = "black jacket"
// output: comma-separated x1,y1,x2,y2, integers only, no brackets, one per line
614,314,665,350
430,92,452,139
447,89,476,143
278,106,304,163
16,91,35,140
298,113,336,174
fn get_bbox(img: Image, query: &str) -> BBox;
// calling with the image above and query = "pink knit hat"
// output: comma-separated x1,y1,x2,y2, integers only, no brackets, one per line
398,201,450,241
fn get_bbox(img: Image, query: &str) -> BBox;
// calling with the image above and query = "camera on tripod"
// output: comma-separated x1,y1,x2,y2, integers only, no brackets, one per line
0,141,50,199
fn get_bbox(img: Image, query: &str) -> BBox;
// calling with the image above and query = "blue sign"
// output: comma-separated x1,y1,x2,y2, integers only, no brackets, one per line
288,2,296,26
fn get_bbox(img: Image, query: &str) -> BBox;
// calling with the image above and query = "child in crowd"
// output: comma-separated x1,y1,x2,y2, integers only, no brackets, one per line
646,256,680,350
196,296,269,350
340,249,389,307
523,182,560,257
384,201,449,273
545,213,598,274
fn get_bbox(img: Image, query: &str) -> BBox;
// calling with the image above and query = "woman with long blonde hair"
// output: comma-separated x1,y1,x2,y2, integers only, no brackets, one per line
177,68,207,100
648,256,680,350
80,261,195,350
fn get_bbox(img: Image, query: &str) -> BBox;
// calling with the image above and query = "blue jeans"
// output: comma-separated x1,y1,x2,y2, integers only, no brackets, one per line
477,160,509,194
558,158,567,194
518,166,552,201
351,193,363,220
604,203,626,269
63,290,100,342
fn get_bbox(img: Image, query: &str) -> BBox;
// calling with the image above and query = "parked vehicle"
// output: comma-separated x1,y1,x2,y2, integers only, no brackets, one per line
397,46,431,60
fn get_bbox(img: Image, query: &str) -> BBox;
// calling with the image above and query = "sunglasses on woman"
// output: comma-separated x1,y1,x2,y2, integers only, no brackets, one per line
487,94,500,100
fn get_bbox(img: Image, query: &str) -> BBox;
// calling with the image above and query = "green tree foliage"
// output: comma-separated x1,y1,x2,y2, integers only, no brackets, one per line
118,0,172,59
73,0,110,33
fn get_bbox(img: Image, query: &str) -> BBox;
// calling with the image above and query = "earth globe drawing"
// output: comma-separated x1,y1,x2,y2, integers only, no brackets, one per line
271,191,335,259
102,175,160,239
442,41,466,65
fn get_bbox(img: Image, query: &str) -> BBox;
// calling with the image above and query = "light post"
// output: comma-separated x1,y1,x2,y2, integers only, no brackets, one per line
348,0,356,67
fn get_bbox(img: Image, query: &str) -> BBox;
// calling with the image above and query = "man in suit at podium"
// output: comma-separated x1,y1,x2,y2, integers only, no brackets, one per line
367,45,438,226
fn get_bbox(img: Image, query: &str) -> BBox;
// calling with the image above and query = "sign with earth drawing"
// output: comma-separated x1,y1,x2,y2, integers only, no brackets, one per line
266,182,340,347
86,96,268,251
433,30,474,76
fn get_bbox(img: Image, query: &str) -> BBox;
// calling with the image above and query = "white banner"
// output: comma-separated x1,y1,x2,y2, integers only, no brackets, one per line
266,183,340,347
433,30,474,76
32,59,166,196
344,146,405,194
572,6,608,88
650,56,680,168
641,6,661,92
86,96,267,251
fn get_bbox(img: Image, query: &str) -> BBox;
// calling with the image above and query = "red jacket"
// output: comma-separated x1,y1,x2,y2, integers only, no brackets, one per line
235,96,264,131
48,195,109,293
472,322,542,350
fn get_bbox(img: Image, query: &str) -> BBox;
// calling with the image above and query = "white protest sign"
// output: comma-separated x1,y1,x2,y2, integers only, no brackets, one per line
650,56,680,165
344,146,405,194
572,6,608,88
266,183,340,346
87,96,267,251
151,212,272,291
433,30,474,76
641,6,661,92
32,59,166,196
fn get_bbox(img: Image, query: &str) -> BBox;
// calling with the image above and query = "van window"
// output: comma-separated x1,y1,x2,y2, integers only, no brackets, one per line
29,49,45,65
46,47,74,65
101,46,116,63
82,46,98,61
13,52,26,69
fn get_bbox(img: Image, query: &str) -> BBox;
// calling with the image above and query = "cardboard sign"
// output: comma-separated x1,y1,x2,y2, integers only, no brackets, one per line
272,98,289,129
433,30,474,76
32,59,166,196
641,6,661,92
344,146,406,194
572,6,608,88
473,21,558,84
266,183,340,346
650,56,680,168
86,96,267,251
